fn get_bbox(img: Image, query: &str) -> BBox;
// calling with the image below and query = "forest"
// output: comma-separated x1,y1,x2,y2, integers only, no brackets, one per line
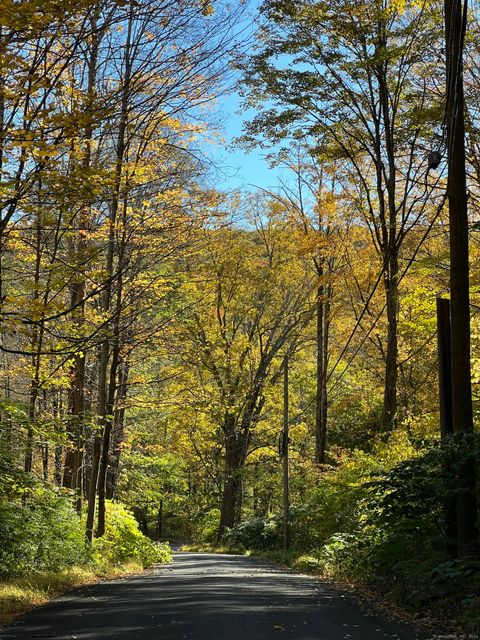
0,0,479,634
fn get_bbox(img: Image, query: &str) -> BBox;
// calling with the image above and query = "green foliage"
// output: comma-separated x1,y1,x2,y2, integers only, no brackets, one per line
327,399,383,451
229,515,282,550
0,488,87,578
292,555,321,572
224,433,479,630
289,432,419,549
197,508,221,543
307,435,480,631
92,501,171,568
117,449,190,538
0,453,34,500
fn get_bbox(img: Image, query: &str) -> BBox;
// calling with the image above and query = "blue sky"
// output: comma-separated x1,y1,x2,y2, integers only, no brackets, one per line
201,0,284,193
210,90,280,192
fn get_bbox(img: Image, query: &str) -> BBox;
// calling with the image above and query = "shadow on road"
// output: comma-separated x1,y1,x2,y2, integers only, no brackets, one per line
1,552,439,640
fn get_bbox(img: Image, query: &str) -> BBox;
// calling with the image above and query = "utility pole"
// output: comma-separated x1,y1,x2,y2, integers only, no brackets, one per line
436,297,457,556
444,0,478,553
437,297,453,440
282,354,290,552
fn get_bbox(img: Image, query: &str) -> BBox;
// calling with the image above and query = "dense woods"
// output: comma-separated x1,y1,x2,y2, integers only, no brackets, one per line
0,0,479,633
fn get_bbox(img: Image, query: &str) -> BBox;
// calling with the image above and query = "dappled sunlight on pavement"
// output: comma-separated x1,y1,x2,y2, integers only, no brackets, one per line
1,552,442,640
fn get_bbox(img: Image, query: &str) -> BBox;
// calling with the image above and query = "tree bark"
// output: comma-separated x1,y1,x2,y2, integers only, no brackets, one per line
381,250,399,431
96,334,120,537
106,359,129,499
315,282,326,464
218,428,246,536
315,279,332,464
156,500,163,538
436,297,457,556
97,195,129,536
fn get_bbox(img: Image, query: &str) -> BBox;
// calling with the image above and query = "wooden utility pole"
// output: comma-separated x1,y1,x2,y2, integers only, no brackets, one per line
444,0,478,553
283,354,290,551
436,297,457,556
437,297,453,440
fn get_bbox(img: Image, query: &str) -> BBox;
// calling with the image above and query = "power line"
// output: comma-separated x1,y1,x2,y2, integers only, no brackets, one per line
327,192,448,396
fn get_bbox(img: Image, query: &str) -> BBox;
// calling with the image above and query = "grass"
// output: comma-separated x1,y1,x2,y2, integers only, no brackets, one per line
181,543,308,568
0,561,143,628
181,542,246,554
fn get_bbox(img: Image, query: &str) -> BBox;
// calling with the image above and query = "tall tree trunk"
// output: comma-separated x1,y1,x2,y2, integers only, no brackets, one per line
106,358,129,499
63,8,100,512
97,195,129,536
234,479,243,526
62,349,85,505
218,429,245,536
24,223,43,474
381,250,399,431
86,343,106,541
219,470,242,534
315,278,332,464
86,10,133,541
156,500,164,538
315,282,326,464
42,388,49,480
444,0,478,554
436,297,458,556
0,26,6,319
376,29,399,433
96,333,120,537
218,385,265,536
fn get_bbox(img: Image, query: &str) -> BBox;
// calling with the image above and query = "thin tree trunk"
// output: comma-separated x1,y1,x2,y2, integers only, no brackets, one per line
322,284,331,438
24,223,43,474
437,297,457,556
106,358,129,499
42,390,48,481
315,277,332,464
315,282,326,464
381,250,399,431
89,11,133,540
96,335,120,536
156,500,163,538
63,9,100,514
97,195,129,536
86,343,107,542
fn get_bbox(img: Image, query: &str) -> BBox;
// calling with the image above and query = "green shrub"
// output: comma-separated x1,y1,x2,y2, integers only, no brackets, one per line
308,436,480,632
292,555,321,573
229,515,281,550
198,508,221,543
92,501,171,568
0,488,87,578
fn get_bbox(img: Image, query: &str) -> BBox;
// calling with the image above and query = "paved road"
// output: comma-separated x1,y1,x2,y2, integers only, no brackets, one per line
2,552,437,640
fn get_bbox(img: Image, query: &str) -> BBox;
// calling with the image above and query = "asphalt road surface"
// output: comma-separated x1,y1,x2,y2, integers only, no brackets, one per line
2,552,439,640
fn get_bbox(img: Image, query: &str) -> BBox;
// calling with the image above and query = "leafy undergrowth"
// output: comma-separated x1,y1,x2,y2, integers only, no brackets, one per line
0,497,172,628
0,561,142,627
183,435,480,635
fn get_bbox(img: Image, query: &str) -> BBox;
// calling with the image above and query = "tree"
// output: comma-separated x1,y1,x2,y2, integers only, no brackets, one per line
238,0,444,431
260,153,343,464
169,198,316,534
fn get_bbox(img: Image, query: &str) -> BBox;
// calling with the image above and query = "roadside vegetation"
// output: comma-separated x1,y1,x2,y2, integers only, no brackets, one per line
0,488,171,624
183,433,480,633
1,0,479,635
